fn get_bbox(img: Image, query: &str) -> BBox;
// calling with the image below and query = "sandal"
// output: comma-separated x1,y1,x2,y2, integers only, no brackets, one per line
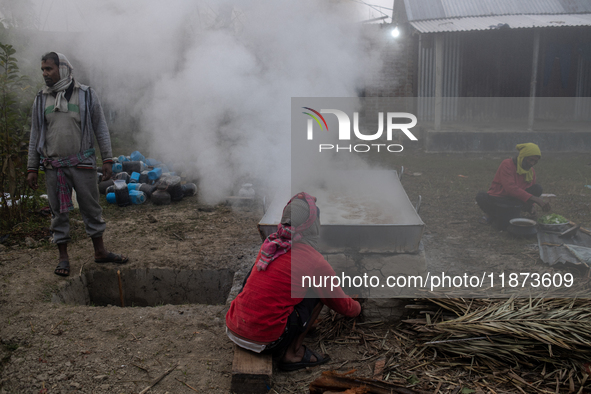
478,216,493,225
94,252,129,264
277,345,330,371
54,260,70,277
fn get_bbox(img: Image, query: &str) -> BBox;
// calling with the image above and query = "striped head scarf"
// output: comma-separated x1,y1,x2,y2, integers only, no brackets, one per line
43,52,74,113
515,143,541,183
256,192,319,271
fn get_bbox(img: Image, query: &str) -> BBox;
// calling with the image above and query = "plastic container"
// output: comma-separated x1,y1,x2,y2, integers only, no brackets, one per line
139,183,157,197
151,187,171,205
148,167,162,181
182,183,197,197
122,161,147,174
113,172,130,183
139,171,149,184
130,172,141,183
106,185,115,194
238,183,255,199
130,151,146,163
118,155,130,163
129,190,146,205
163,175,183,202
112,162,123,173
113,180,131,207
145,158,161,167
157,164,169,174
98,179,114,195
127,183,142,191
113,179,126,189
106,192,117,204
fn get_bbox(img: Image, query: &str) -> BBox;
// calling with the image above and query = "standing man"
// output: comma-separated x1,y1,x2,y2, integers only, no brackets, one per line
27,52,128,277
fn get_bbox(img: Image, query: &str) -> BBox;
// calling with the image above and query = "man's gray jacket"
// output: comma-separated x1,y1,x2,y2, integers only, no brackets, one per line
27,83,113,172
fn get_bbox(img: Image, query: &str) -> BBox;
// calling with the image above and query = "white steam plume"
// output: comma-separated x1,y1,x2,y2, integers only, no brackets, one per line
27,0,382,203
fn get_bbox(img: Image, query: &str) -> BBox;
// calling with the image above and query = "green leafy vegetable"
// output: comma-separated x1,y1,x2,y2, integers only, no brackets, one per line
538,214,568,224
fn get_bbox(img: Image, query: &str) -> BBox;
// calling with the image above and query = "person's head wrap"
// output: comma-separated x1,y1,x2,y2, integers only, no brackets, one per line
515,143,541,183
43,52,74,113
256,192,320,271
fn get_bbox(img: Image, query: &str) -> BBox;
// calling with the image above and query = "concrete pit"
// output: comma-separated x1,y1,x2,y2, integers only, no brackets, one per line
52,268,235,307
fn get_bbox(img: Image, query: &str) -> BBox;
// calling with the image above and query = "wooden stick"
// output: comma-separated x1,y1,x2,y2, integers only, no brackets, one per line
309,370,420,394
570,221,591,236
433,381,442,394
175,377,199,393
117,270,124,307
131,363,149,373
48,320,63,334
138,362,178,394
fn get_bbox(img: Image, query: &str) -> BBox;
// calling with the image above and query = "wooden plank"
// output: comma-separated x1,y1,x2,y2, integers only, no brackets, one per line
230,344,272,394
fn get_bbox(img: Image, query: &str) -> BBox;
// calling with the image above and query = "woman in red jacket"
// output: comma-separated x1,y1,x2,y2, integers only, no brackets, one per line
476,143,550,228
226,192,361,371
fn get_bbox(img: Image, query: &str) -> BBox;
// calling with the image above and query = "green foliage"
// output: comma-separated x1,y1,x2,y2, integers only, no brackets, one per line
0,42,37,233
538,213,568,224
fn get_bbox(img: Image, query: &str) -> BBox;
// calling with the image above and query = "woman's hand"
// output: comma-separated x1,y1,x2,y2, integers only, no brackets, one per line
530,196,551,212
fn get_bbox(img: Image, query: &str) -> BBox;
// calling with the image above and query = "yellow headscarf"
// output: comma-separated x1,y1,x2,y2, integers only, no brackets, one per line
515,143,541,183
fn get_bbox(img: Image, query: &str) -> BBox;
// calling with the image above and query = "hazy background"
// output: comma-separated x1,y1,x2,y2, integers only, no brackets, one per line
1,0,391,202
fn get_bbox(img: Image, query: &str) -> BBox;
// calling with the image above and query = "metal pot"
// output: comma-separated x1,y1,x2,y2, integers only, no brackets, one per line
537,222,570,232
507,218,538,237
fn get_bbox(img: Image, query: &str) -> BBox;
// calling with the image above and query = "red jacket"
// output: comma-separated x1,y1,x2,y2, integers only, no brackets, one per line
226,243,361,342
487,158,536,202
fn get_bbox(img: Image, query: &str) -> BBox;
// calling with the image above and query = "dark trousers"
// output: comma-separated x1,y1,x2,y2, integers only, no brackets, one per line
261,297,321,357
476,184,542,228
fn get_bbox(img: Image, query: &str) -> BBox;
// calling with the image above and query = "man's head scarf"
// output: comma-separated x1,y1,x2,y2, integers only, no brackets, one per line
43,52,74,113
515,143,541,183
256,192,319,271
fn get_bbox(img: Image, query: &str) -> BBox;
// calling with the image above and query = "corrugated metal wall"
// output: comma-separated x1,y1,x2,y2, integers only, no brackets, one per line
418,34,461,121
575,55,591,119
417,29,591,121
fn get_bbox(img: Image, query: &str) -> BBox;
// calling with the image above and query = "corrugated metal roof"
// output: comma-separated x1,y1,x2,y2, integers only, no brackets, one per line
403,0,591,21
410,13,591,33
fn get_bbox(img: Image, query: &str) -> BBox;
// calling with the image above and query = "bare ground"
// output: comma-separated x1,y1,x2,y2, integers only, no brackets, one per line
1,152,590,393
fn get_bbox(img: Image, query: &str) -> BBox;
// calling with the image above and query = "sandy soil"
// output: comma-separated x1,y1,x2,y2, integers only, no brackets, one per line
1,152,590,393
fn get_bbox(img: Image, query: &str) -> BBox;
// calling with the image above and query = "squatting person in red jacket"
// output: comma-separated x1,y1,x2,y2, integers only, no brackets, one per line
476,143,550,228
225,192,361,371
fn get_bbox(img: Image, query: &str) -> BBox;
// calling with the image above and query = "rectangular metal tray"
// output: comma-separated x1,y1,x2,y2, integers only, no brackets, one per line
258,170,424,253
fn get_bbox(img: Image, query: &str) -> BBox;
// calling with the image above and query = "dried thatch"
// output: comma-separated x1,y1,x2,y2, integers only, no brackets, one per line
422,297,591,367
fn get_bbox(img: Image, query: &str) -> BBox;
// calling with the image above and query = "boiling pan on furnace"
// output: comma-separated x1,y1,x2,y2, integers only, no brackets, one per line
258,170,425,253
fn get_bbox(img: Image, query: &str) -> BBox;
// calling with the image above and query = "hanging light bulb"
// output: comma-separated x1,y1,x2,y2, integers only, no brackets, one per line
391,26,400,38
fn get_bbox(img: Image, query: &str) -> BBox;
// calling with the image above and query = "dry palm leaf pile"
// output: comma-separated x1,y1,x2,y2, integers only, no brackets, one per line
419,297,591,368
306,294,591,394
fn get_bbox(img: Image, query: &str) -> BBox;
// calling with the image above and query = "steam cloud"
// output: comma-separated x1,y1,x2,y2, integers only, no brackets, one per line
18,0,383,203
